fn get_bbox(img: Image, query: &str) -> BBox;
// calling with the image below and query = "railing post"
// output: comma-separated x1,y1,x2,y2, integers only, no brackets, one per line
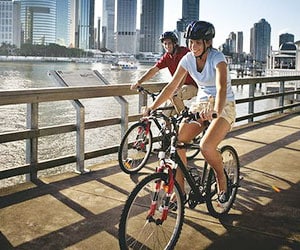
93,69,128,141
26,103,38,181
248,83,255,123
75,100,88,173
139,91,148,112
279,80,285,113
49,70,89,174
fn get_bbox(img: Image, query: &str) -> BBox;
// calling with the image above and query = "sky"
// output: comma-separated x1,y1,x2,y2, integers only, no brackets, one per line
94,0,300,53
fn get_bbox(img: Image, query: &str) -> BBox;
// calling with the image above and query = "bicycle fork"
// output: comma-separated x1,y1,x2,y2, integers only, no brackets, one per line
146,160,175,224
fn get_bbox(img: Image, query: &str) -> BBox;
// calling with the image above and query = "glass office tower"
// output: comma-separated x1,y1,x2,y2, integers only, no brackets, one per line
101,0,115,51
177,0,199,32
250,18,271,63
56,0,70,47
20,0,56,45
115,0,137,53
75,0,95,50
139,0,164,53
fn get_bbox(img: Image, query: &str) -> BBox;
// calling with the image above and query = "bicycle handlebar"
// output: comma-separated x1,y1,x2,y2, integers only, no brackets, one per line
137,86,217,124
178,107,218,123
137,86,160,101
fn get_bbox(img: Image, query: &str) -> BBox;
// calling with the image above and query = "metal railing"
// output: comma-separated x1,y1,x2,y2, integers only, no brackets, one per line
0,72,299,183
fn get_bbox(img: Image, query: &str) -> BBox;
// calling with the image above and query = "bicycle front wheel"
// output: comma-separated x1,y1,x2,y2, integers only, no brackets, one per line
118,122,153,174
205,145,240,218
119,172,185,250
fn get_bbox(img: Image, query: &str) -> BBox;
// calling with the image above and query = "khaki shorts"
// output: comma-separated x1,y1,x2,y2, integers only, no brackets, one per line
163,84,198,116
189,99,236,127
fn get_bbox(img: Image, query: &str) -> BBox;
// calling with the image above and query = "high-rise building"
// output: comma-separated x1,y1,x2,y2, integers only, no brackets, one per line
177,0,199,32
69,0,76,48
250,18,271,63
228,32,236,53
0,0,21,48
115,0,137,54
56,0,71,47
96,17,101,50
0,0,13,45
139,0,163,53
101,0,115,51
279,33,294,48
75,0,95,50
237,31,243,54
20,0,56,45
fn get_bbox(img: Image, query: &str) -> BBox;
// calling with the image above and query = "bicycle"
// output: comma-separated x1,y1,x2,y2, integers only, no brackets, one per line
118,109,240,249
118,86,201,174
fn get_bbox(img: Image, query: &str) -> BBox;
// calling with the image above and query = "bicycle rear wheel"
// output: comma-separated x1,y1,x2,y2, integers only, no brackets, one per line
118,122,153,174
119,172,185,250
186,135,201,160
205,145,240,218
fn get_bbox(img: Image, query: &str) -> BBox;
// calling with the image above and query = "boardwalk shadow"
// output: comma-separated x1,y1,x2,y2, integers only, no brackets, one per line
0,113,299,249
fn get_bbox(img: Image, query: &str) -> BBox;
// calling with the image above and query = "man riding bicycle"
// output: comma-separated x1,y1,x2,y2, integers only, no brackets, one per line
131,31,198,116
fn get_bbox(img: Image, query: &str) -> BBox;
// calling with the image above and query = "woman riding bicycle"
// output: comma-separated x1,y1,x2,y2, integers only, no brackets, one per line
143,20,236,204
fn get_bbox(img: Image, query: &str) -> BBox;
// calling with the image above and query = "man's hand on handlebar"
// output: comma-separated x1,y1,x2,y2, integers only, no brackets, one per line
130,81,142,90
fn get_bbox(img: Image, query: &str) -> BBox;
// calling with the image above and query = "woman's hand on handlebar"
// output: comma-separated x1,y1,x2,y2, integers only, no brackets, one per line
183,108,218,123
198,109,218,121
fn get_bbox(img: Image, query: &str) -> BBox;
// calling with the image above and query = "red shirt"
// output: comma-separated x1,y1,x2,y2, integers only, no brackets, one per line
155,46,196,86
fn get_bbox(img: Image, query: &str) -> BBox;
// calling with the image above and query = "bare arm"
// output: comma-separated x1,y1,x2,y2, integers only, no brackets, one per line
214,61,227,116
176,73,188,91
131,66,160,90
146,65,188,113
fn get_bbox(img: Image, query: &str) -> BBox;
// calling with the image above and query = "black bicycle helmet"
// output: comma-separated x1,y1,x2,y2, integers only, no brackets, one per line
184,21,215,41
159,31,178,43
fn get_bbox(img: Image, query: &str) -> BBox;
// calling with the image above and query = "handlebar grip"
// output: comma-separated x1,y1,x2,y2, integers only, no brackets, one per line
184,111,217,122
137,86,144,92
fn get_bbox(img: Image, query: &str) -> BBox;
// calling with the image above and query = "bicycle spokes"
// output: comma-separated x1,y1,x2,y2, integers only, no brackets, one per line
133,127,148,151
119,173,184,249
205,145,240,218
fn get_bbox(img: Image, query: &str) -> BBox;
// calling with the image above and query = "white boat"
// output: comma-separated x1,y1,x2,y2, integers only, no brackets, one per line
137,52,161,64
111,61,138,70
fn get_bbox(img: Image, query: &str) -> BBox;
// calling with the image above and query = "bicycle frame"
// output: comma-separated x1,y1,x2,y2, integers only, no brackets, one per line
149,113,211,216
174,152,209,202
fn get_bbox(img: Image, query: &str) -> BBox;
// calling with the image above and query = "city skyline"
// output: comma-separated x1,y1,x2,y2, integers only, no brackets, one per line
95,0,300,53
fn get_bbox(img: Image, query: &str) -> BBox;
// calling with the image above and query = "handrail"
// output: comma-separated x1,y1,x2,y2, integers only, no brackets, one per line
0,74,299,184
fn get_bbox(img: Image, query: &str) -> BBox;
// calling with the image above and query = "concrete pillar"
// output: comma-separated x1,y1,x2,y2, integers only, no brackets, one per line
295,40,300,71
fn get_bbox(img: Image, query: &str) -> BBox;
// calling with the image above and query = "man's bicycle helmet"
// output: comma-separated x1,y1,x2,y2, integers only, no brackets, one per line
184,21,215,41
159,31,178,43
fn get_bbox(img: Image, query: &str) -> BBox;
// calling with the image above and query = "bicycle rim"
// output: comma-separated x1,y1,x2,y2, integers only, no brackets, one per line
206,145,240,218
118,122,153,174
119,172,184,250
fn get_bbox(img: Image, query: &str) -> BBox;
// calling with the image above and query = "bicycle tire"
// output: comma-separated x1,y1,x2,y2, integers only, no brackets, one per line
205,145,240,218
186,135,201,160
119,172,185,250
118,122,153,174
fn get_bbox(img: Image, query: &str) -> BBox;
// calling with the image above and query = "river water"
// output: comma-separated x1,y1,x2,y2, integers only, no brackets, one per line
0,60,277,187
